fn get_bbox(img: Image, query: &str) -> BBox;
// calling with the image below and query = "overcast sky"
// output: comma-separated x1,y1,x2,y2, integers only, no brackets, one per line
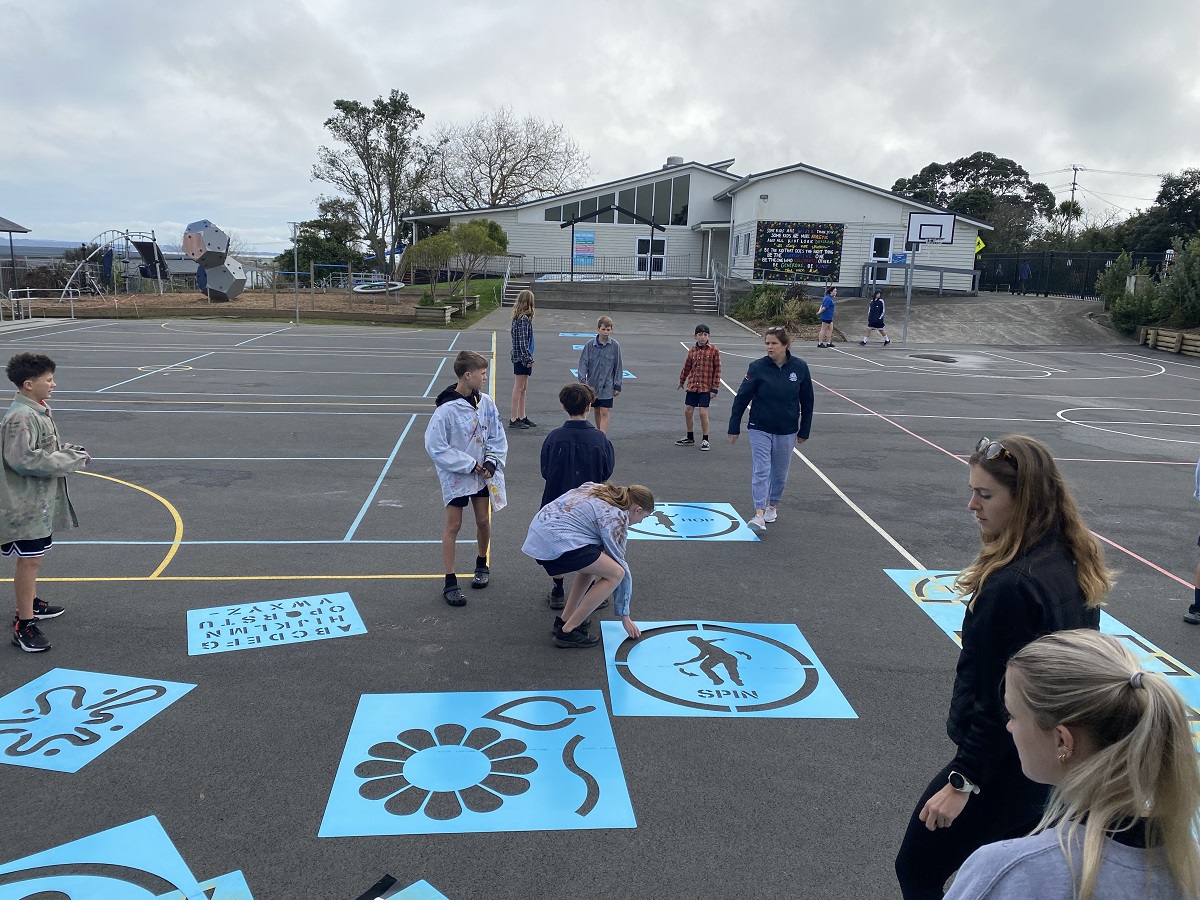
2,0,1196,252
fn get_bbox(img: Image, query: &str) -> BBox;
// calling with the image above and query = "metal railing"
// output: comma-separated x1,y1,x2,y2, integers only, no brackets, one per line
531,254,695,280
710,261,753,317
5,287,79,319
977,251,1169,299
859,262,980,298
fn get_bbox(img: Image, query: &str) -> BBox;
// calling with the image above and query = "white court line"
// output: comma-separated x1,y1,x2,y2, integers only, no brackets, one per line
979,349,1067,373
343,414,418,541
828,346,888,368
12,321,119,342
81,390,439,400
96,456,389,461
234,325,294,346
56,408,425,416
95,352,215,392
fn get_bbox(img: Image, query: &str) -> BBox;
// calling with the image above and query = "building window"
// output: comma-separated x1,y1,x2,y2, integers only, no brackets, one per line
636,236,666,273
671,174,690,226
561,201,579,223
617,188,635,224
652,179,672,225
597,193,616,223
544,206,561,222
579,197,597,220
634,185,654,223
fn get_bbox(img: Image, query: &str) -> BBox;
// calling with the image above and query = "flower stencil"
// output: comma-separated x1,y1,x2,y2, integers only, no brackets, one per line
354,723,537,820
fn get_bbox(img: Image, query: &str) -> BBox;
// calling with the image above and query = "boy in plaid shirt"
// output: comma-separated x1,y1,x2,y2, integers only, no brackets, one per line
675,323,722,451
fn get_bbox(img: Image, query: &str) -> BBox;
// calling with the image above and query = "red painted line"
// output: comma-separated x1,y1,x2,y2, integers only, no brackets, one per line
815,380,1196,589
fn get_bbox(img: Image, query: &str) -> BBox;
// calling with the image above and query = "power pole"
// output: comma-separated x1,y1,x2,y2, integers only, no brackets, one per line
1068,165,1083,237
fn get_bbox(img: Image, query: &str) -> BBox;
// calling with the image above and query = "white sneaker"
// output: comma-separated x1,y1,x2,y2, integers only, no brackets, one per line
764,506,778,523
700,439,710,451
748,514,766,533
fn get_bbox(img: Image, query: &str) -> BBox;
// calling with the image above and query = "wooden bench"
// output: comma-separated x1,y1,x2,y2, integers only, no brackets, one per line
1139,326,1200,358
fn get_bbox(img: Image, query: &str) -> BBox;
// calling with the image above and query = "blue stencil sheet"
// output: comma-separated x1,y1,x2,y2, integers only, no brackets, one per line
629,502,760,542
884,568,1200,745
601,621,857,718
158,871,254,899
320,691,635,837
0,669,195,773
572,344,585,350
0,815,211,900
394,881,449,899
559,333,596,337
569,368,636,379
187,591,366,655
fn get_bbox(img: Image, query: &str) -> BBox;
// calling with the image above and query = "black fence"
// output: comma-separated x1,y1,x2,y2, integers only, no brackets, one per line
978,251,1169,299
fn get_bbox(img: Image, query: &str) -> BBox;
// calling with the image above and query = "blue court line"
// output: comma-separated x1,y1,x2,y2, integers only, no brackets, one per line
13,321,119,342
448,331,461,351
343,414,417,541
234,325,294,346
59,539,472,545
96,352,216,392
423,357,448,398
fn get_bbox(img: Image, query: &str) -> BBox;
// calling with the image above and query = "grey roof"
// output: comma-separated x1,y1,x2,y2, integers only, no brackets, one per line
0,216,31,233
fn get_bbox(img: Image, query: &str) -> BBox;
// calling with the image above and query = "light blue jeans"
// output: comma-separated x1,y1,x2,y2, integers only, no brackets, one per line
747,428,796,511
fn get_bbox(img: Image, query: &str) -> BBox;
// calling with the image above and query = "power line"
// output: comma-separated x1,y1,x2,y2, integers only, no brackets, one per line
1076,186,1136,213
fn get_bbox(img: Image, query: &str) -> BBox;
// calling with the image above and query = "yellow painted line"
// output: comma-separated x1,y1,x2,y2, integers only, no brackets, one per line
80,471,183,578
5,574,457,583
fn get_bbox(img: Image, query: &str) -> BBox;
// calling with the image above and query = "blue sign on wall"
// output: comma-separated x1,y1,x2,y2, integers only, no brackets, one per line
629,502,760,542
0,815,252,899
601,621,857,718
0,669,195,773
187,591,366,655
320,691,635,837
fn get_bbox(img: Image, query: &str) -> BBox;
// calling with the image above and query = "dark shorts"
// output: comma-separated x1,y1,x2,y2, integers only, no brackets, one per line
592,398,614,409
684,390,712,408
1,535,53,557
537,544,603,577
513,362,533,376
819,316,833,323
448,486,489,508
868,319,885,329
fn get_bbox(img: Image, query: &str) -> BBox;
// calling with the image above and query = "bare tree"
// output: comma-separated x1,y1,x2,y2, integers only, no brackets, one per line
312,90,435,278
432,106,590,209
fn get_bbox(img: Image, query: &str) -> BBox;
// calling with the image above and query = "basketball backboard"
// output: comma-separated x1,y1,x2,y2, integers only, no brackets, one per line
906,212,956,245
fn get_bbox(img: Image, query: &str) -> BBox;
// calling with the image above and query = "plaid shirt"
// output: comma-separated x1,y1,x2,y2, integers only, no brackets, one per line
510,315,534,365
678,342,722,392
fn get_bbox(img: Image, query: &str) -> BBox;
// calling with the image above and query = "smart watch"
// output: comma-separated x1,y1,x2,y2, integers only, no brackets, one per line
948,770,980,795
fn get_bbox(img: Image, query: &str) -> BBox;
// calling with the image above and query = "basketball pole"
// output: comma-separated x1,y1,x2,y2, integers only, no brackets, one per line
902,243,918,344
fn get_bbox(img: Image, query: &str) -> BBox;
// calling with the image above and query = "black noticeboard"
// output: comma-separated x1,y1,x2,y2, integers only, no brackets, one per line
754,221,844,282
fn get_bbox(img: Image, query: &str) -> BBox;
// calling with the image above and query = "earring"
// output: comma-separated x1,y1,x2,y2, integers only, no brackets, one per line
1058,749,1071,765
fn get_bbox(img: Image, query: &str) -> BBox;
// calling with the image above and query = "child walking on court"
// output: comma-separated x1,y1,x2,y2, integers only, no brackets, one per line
424,351,508,607
577,315,622,433
540,382,615,610
817,286,837,348
676,322,722,450
2,353,90,653
859,289,890,346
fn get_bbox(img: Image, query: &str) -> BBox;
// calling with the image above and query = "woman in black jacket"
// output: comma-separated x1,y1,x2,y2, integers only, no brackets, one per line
726,326,814,534
895,434,1114,899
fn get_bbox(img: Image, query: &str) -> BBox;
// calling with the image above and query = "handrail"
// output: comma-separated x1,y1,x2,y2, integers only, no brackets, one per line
8,287,78,319
500,258,512,306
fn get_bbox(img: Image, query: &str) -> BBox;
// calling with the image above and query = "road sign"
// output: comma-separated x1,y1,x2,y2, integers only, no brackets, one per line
975,236,985,253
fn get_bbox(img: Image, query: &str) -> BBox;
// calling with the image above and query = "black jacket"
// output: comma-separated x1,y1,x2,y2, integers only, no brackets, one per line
539,420,615,508
727,351,815,438
947,535,1100,788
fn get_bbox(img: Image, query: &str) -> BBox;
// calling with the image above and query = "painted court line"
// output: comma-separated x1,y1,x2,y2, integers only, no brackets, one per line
12,321,119,342
62,539,471,546
96,351,215,392
234,325,294,346
423,357,448,398
343,414,417,541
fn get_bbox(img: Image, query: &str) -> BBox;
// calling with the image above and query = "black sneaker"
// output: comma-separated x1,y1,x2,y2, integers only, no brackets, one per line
520,417,537,428
508,419,529,429
551,615,592,635
472,564,489,589
1185,608,1200,625
675,437,695,445
12,620,50,652
553,626,600,648
443,586,467,607
32,597,65,620
547,589,566,610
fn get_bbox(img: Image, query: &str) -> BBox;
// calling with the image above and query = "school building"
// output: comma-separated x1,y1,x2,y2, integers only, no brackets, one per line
404,156,990,296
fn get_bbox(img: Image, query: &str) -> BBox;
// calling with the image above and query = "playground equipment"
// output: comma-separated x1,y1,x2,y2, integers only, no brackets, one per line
352,281,405,294
183,219,246,301
59,229,169,301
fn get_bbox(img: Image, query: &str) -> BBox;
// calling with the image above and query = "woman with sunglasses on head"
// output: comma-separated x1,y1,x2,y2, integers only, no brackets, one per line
727,326,814,533
944,629,1200,900
896,435,1115,899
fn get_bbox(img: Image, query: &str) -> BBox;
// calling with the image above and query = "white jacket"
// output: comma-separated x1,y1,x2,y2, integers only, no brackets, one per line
423,389,508,505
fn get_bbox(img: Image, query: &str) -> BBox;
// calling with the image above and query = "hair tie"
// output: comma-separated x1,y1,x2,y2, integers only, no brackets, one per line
1129,671,1145,689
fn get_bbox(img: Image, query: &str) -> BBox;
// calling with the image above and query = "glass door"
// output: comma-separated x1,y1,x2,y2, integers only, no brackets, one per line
870,234,894,285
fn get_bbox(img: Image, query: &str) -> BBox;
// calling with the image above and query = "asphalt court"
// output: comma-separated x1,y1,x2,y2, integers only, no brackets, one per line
2,311,1200,898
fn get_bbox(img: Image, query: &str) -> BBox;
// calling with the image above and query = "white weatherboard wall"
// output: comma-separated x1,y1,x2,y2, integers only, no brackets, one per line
727,169,980,292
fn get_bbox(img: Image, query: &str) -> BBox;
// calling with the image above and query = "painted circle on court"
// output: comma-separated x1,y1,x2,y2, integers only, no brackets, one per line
1056,407,1200,445
629,503,741,539
614,622,817,712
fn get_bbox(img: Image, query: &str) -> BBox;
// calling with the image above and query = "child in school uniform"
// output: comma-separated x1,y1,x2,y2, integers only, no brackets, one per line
577,315,622,434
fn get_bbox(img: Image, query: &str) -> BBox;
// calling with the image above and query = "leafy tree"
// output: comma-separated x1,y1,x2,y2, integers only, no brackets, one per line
432,106,590,208
892,152,1055,253
311,90,436,279
450,218,508,298
1156,168,1200,238
275,196,366,272
63,243,99,263
1158,237,1200,328
406,232,457,302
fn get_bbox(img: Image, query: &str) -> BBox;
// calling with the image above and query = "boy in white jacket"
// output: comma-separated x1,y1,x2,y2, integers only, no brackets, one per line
423,351,508,607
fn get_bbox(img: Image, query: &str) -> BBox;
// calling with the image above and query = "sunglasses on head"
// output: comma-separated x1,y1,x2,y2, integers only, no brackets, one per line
976,437,1017,467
